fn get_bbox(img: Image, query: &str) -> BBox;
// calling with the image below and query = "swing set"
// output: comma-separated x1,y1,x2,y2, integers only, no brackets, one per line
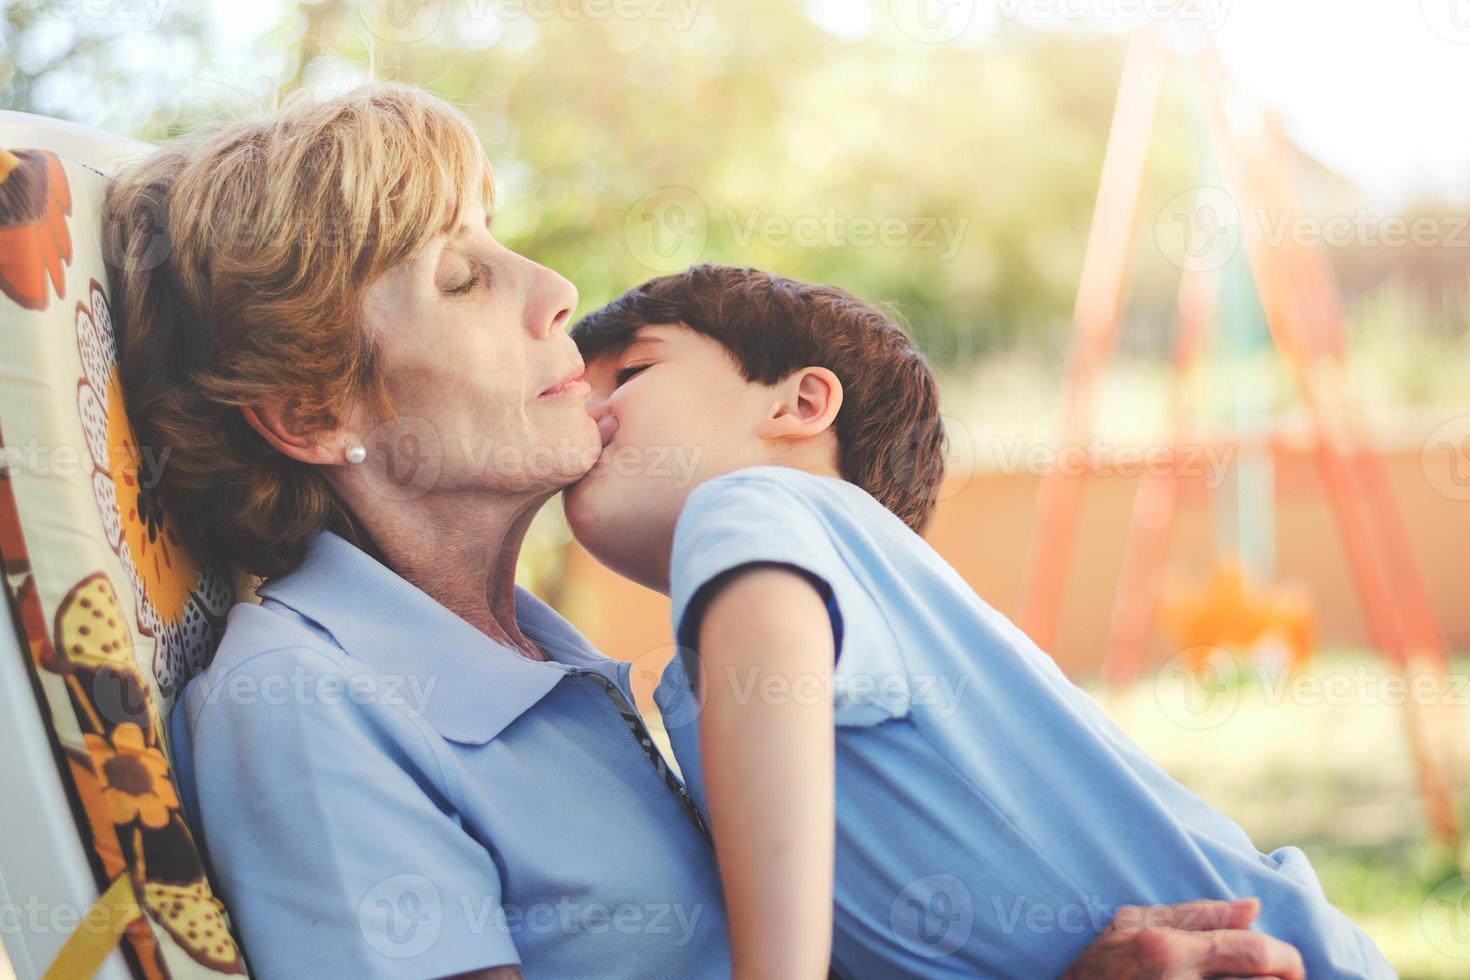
1017,25,1465,854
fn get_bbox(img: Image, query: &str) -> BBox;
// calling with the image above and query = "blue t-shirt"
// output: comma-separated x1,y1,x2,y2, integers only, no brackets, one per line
170,528,730,979
655,465,1393,980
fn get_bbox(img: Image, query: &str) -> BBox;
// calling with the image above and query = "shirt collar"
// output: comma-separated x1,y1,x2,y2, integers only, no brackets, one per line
254,527,612,744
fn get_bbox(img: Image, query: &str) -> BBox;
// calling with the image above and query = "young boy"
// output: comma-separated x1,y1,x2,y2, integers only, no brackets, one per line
563,264,1393,980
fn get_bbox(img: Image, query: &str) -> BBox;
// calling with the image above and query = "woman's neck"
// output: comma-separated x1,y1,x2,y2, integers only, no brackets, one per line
336,485,556,661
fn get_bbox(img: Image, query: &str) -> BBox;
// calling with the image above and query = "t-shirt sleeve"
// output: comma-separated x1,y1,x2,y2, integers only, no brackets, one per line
669,472,909,726
172,645,520,979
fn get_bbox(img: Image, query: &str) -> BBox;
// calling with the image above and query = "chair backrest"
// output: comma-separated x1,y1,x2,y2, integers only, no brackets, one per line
0,110,251,978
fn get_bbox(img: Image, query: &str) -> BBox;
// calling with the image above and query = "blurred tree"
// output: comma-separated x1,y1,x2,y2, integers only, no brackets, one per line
1,0,209,135
6,0,1462,372
286,1,1183,362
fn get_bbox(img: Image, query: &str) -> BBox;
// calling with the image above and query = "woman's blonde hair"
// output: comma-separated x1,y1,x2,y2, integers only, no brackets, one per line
104,83,493,578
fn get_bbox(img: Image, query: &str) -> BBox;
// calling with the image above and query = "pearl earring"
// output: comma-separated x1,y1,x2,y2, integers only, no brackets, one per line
345,443,367,464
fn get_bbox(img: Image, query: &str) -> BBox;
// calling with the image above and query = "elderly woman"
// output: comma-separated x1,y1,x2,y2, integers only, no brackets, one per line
103,84,1300,979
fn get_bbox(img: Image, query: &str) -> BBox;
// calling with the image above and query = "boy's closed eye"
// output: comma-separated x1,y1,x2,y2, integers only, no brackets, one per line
613,363,651,386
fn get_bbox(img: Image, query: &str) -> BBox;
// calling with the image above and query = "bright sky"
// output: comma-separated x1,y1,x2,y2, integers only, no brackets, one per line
211,0,1470,208
1211,0,1470,208
806,0,1470,208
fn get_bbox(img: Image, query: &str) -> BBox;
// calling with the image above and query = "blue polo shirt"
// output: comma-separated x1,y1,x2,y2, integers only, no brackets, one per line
168,528,730,979
655,465,1393,980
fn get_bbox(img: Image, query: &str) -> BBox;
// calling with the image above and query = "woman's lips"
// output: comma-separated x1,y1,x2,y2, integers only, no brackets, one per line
538,377,592,399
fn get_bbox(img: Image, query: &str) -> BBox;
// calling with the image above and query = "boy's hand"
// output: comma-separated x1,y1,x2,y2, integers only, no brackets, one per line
1060,898,1306,980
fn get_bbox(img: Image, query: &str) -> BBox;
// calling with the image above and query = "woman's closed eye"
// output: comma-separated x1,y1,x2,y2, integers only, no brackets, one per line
446,270,479,295
441,253,490,296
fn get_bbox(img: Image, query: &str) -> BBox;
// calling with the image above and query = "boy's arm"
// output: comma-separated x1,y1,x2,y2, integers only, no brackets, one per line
696,562,837,980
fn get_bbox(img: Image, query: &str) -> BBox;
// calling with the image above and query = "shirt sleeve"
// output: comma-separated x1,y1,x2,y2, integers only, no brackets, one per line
669,471,908,726
172,645,521,979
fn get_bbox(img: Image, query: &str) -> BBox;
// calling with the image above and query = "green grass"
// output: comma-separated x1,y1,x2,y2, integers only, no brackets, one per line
1096,649,1470,979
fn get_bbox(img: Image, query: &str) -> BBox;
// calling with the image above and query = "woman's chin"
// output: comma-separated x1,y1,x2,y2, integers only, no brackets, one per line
544,416,603,485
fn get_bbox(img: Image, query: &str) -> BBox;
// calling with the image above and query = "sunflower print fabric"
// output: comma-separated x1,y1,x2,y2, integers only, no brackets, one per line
0,147,72,310
0,142,250,977
76,278,235,698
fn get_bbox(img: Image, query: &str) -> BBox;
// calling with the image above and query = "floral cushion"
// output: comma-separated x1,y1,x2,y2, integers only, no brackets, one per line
0,134,250,977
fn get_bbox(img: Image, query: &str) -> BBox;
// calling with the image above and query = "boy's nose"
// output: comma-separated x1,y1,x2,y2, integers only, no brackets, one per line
596,413,619,447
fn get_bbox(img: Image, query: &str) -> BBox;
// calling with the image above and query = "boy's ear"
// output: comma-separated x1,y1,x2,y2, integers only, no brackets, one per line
756,366,843,441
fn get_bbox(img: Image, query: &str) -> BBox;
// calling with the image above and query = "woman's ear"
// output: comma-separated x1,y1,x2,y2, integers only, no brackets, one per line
756,367,843,441
240,401,351,466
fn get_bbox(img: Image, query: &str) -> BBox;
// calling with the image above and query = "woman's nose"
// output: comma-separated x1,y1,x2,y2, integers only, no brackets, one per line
526,260,578,339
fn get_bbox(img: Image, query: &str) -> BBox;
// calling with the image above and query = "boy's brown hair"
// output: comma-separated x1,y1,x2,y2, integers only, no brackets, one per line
570,264,946,533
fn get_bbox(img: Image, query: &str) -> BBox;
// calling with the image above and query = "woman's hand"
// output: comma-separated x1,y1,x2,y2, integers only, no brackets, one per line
1060,898,1305,980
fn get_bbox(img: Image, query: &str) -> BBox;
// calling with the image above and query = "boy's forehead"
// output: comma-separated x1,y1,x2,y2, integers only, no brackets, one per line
625,326,672,348
587,323,679,362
